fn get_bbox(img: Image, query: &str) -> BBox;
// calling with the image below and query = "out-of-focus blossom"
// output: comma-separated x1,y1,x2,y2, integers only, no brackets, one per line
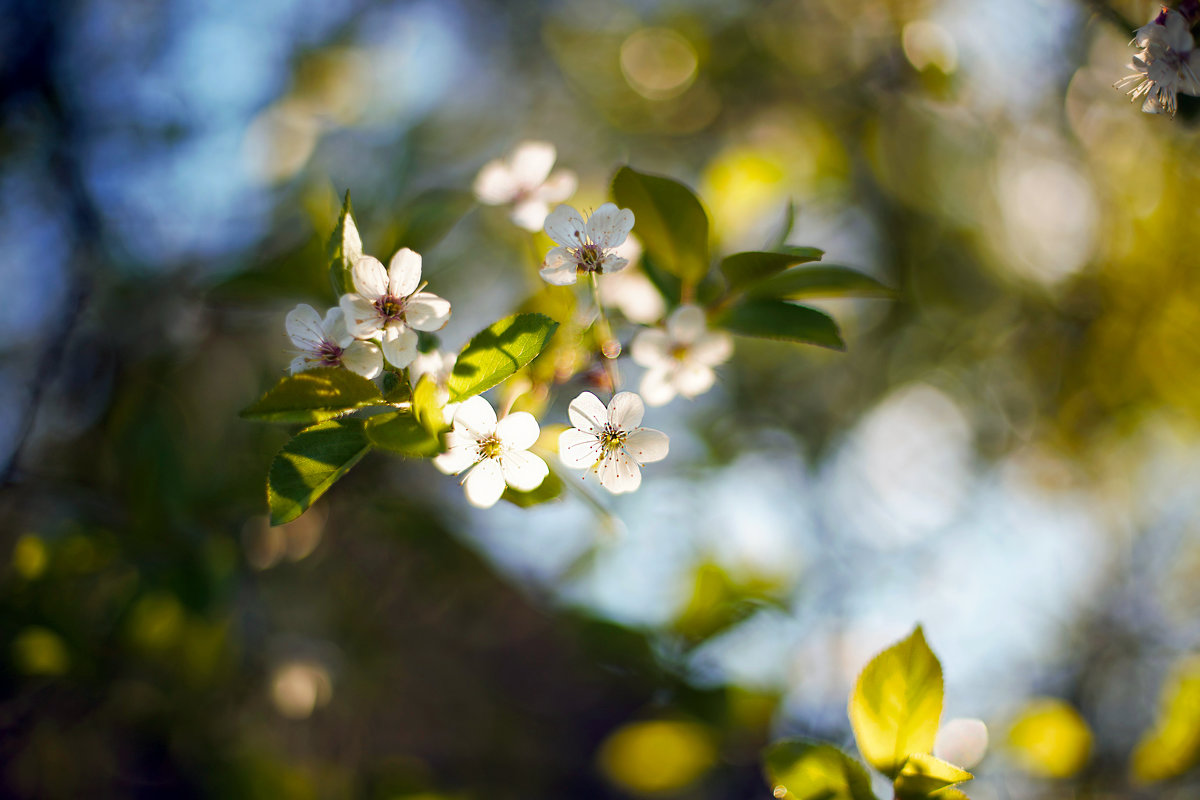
631,305,732,406
1116,7,1200,115
473,141,578,232
540,204,635,286
286,303,382,379
433,396,548,508
558,391,668,494
598,237,667,324
409,348,459,424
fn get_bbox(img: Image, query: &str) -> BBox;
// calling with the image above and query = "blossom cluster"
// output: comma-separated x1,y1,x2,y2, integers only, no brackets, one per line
1117,5,1200,115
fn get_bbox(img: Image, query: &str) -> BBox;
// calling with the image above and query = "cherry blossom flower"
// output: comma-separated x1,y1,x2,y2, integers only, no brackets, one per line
473,141,578,232
286,303,382,379
433,396,549,508
1116,7,1200,115
597,237,667,324
539,203,635,286
558,391,668,494
339,248,451,368
631,305,733,406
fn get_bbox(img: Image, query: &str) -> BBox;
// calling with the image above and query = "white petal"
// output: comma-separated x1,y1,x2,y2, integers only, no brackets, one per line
510,199,551,232
495,412,539,451
340,294,384,338
674,363,716,398
597,450,641,494
473,159,519,204
508,140,557,186
625,427,669,464
433,432,480,475
340,340,383,379
607,391,644,431
638,368,678,407
534,169,578,204
630,329,672,368
452,395,498,438
690,331,733,365
387,248,423,297
463,458,505,508
558,427,601,469
568,391,608,433
544,204,588,247
381,327,418,368
501,449,549,492
586,203,635,249
666,305,707,345
351,255,389,299
598,255,629,275
341,211,363,263
539,261,579,286
404,292,451,331
286,304,327,352
289,356,310,375
323,307,353,346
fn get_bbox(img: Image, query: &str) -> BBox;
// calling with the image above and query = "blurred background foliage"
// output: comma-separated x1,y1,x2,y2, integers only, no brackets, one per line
3,0,1200,797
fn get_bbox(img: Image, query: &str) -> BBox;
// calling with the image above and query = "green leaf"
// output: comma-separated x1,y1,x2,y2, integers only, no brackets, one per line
894,754,972,799
848,626,944,780
448,313,559,402
720,249,823,293
502,468,563,507
241,369,383,424
365,412,443,458
928,790,970,800
327,191,363,298
268,419,371,525
763,740,878,800
388,188,475,255
716,300,845,350
611,166,710,287
412,376,451,434
769,198,796,251
381,371,412,404
749,266,893,300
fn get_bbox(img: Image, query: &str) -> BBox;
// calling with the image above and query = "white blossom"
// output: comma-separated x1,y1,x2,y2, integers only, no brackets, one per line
631,305,733,406
1116,8,1200,115
597,237,667,324
539,203,635,286
339,248,451,369
558,391,668,494
286,303,382,379
433,396,549,509
473,141,578,232
409,348,459,424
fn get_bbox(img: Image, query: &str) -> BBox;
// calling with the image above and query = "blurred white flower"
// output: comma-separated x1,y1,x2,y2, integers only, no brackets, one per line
631,305,732,406
339,248,451,368
540,203,635,286
286,303,382,379
433,396,549,508
473,141,578,232
409,348,458,424
934,717,989,770
1116,8,1200,115
558,391,668,494
597,237,667,324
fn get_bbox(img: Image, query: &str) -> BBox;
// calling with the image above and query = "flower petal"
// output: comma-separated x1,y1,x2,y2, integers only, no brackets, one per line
597,450,641,494
452,395,497,438
534,169,577,204
381,327,418,368
540,261,579,286
510,199,550,232
340,340,383,379
630,328,671,368
666,305,707,345
690,331,733,365
495,411,540,451
433,431,480,475
598,255,629,275
544,204,588,247
625,427,669,464
340,294,384,338
607,391,644,431
674,363,716,398
501,449,549,492
558,428,601,469
508,140,557,187
351,255,389,299
286,303,327,352
568,391,608,433
289,355,310,375
388,248,423,297
323,307,353,346
638,368,677,407
404,292,451,331
586,203,635,249
473,159,519,204
463,458,505,508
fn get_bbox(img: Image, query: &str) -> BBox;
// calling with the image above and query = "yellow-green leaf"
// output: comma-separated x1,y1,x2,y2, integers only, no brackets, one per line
763,740,877,800
448,313,559,402
849,626,944,779
240,368,383,424
1005,698,1091,779
267,419,371,525
1132,655,1200,783
611,166,710,287
364,412,442,458
893,753,972,799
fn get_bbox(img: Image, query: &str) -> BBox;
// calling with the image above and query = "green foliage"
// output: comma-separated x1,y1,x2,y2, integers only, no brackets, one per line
717,300,845,350
748,266,893,300
763,740,877,800
388,188,475,255
267,419,372,525
502,468,564,507
240,369,383,424
448,313,559,402
720,249,824,293
848,626,944,780
411,376,451,434
1132,655,1200,783
327,191,362,298
365,412,443,458
611,166,710,288
893,754,972,799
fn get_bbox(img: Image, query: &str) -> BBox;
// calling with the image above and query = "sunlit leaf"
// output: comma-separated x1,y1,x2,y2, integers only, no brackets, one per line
412,376,451,434
387,188,475,255
1132,655,1200,783
763,740,877,800
1005,698,1092,779
365,412,442,458
502,468,563,507
849,626,944,779
612,166,710,287
720,249,823,292
381,371,412,404
769,198,796,251
717,300,845,350
268,419,371,525
240,368,383,424
327,190,362,297
893,753,972,799
448,313,559,402
748,265,893,300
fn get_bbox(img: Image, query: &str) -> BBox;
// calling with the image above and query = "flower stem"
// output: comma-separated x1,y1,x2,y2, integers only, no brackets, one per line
588,272,622,392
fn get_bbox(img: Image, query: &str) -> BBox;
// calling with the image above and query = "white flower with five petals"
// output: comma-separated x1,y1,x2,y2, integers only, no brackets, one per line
539,203,635,286
339,248,451,369
631,305,732,406
433,396,549,508
286,303,382,379
558,391,668,494
473,141,578,232
1116,8,1200,115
